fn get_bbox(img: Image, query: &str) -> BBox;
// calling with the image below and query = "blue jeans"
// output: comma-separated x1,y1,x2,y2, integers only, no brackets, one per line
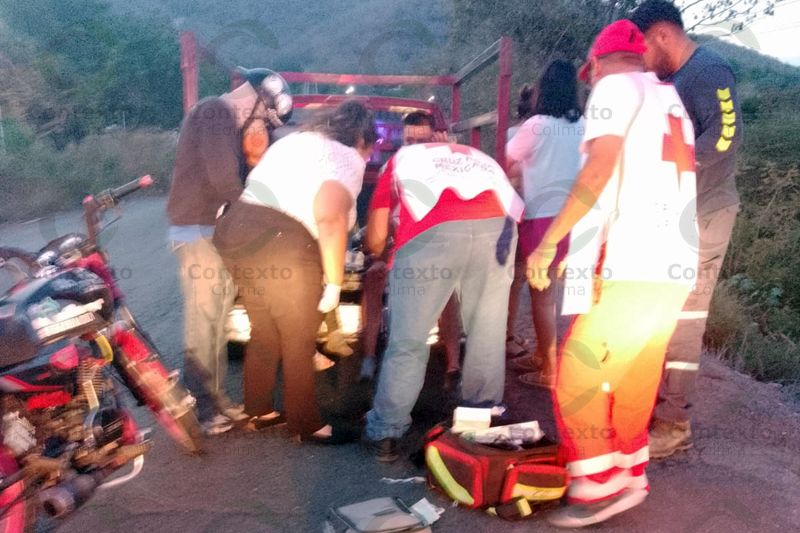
366,217,517,440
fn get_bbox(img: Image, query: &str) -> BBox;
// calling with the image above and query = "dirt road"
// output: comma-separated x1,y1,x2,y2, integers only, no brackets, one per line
1,197,798,532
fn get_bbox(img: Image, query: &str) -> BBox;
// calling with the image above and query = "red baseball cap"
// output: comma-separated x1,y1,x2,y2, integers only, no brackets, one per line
578,19,647,83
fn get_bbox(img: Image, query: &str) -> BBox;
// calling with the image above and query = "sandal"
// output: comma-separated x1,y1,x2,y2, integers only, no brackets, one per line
297,425,360,445
506,334,530,358
518,371,555,390
243,411,286,432
508,354,543,373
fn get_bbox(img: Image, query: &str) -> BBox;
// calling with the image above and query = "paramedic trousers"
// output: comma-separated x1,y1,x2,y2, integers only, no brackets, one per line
366,217,516,441
654,204,738,424
214,200,325,437
554,281,689,504
173,236,236,423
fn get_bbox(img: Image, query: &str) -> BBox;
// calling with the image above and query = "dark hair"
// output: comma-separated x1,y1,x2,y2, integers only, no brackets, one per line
630,0,684,33
517,85,535,120
403,111,435,127
306,100,377,148
532,60,581,123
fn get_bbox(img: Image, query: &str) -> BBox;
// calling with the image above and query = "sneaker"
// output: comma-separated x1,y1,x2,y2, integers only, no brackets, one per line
547,488,649,528
324,329,353,357
649,419,692,459
201,414,234,436
220,404,249,425
362,435,399,463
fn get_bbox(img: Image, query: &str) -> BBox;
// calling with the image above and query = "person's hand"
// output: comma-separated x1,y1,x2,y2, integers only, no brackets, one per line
317,284,342,313
431,130,449,143
526,245,556,291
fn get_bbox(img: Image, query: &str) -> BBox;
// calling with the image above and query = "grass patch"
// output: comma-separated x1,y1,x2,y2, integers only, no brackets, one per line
0,129,176,223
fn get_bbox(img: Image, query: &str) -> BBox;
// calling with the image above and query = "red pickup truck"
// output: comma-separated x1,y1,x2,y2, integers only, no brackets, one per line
179,34,515,344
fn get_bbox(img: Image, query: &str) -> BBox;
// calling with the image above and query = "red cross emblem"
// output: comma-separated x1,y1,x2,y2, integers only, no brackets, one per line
662,114,696,186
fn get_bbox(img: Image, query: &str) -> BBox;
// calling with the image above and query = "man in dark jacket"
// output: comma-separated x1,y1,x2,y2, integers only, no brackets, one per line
166,68,291,435
631,0,743,458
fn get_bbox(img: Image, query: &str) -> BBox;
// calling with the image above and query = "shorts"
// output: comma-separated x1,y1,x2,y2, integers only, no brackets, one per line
518,217,569,266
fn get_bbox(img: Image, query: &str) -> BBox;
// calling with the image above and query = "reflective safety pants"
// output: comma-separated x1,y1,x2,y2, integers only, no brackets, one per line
554,281,689,504
654,204,738,423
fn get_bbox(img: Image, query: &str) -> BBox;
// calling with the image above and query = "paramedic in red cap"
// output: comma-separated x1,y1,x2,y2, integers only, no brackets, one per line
527,19,698,526
363,142,523,462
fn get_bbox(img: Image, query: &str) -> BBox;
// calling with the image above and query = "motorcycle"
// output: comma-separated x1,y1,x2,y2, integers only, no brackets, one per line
0,176,203,531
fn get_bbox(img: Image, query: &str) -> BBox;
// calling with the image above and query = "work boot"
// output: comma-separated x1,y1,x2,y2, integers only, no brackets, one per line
362,435,399,463
649,419,692,459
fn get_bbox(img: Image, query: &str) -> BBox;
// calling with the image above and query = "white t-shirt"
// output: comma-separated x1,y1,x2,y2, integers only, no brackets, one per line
241,131,365,238
506,115,585,219
393,143,524,222
563,72,698,313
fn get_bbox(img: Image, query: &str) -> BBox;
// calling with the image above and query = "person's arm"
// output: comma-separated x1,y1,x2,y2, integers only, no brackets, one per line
365,158,394,256
199,102,245,203
527,135,623,290
682,65,742,168
527,73,641,290
544,136,622,245
506,159,523,194
366,207,390,256
505,117,541,195
314,180,353,288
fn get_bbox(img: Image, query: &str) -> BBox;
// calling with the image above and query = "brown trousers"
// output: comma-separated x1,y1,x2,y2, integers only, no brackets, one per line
213,200,324,437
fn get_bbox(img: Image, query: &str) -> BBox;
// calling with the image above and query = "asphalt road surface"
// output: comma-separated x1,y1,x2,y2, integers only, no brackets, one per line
1,196,798,533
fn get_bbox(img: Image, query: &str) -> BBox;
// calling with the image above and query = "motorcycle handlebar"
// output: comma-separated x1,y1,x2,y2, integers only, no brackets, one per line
82,175,154,245
84,175,154,210
111,174,154,201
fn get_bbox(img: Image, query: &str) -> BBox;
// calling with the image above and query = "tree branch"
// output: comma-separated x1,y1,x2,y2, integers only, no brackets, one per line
686,0,754,32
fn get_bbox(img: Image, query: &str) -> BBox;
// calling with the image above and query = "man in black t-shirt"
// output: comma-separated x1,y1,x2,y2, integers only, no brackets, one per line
631,1,743,459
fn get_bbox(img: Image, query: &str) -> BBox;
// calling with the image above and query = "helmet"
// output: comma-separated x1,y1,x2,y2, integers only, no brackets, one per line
236,67,293,126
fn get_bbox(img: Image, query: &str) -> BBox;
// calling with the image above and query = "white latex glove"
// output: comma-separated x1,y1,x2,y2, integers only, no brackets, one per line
317,284,342,314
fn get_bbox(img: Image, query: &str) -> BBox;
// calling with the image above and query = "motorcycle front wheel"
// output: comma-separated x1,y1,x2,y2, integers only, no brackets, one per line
110,315,204,455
